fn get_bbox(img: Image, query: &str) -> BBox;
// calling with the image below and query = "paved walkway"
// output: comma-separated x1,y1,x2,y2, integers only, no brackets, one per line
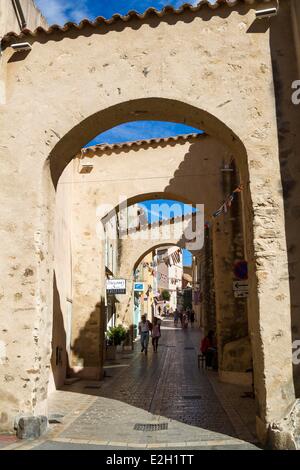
2,320,259,450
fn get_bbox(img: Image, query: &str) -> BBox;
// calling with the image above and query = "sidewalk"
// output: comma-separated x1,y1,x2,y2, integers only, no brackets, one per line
2,320,259,450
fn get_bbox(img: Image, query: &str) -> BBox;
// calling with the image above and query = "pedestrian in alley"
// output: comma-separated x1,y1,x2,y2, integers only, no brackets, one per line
173,308,179,326
190,309,195,328
182,311,188,329
138,315,152,354
186,306,191,322
201,330,217,369
152,317,161,353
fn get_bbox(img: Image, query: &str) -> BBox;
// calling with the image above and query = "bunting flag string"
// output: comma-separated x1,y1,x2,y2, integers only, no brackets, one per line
206,184,243,228
139,185,243,275
157,272,181,284
162,249,181,267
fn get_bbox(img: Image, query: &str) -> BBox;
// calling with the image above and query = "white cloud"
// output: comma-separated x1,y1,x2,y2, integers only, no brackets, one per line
35,0,92,25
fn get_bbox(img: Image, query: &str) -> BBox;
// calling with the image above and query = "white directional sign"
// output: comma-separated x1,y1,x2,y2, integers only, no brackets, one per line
233,280,249,291
234,290,248,298
106,279,126,294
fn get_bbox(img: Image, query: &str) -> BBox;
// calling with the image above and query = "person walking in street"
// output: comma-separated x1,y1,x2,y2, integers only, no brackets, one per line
201,330,217,368
173,308,179,327
152,317,161,352
138,315,152,354
182,311,188,329
179,310,183,326
186,306,191,322
190,309,195,328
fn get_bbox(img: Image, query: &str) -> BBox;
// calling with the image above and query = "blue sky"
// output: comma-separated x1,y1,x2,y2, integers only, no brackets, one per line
139,199,195,223
182,249,192,266
35,1,202,25
139,199,194,266
87,121,200,146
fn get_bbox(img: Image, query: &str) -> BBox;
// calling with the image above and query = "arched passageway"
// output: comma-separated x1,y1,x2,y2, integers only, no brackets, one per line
0,1,296,448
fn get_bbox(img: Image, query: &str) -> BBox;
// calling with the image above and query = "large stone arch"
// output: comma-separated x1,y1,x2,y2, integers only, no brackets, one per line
0,0,295,445
56,134,226,389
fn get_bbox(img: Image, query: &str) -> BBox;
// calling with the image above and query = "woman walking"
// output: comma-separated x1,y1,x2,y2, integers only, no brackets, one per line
182,312,188,329
152,317,161,352
190,309,195,328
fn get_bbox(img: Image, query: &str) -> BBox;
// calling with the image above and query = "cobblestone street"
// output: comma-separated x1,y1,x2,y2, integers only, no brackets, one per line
2,321,259,450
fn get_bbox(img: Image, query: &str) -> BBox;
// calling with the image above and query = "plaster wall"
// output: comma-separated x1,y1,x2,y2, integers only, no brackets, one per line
0,1,295,441
0,0,47,38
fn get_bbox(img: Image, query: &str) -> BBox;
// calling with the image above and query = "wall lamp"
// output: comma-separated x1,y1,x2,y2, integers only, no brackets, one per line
79,160,94,174
10,42,32,52
255,7,278,19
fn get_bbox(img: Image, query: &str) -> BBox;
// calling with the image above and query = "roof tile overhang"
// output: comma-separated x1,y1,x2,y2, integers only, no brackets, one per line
79,132,206,158
1,0,275,48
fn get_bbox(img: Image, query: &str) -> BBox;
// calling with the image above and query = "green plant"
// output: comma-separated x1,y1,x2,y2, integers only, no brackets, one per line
107,324,128,346
161,289,170,301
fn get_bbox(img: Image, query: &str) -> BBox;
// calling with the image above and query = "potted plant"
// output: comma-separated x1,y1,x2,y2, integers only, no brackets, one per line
106,325,128,357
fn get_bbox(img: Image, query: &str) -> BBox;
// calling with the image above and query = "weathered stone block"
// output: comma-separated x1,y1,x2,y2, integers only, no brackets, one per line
16,415,48,439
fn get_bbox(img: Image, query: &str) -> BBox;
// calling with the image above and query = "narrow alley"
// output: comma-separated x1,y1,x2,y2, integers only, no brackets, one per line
3,321,258,450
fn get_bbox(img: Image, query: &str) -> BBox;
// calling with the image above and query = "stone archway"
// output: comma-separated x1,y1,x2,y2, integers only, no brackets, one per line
0,1,295,445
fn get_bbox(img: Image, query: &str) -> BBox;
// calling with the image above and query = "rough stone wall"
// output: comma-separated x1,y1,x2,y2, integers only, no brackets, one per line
212,162,250,378
203,227,217,334
0,1,295,442
270,0,300,396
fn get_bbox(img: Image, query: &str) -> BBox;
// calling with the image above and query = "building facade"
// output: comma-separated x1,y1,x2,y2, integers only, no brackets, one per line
154,246,183,312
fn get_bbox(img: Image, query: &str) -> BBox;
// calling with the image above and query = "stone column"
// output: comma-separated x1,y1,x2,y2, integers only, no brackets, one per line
212,170,251,385
239,135,296,444
0,156,54,433
69,186,105,380
202,227,216,334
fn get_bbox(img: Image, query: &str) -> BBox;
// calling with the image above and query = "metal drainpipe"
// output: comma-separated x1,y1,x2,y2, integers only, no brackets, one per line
11,0,27,30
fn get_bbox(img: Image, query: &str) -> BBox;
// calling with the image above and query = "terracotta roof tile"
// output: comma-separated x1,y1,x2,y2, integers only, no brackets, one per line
1,0,274,47
79,132,206,157
118,211,196,234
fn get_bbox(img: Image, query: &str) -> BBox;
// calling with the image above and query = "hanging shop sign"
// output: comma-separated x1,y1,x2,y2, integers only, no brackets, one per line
106,279,126,294
134,282,144,292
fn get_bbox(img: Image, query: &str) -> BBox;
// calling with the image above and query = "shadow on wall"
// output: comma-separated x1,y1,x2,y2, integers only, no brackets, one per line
163,137,249,368
270,2,300,396
50,273,106,386
70,297,106,380
50,272,67,390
